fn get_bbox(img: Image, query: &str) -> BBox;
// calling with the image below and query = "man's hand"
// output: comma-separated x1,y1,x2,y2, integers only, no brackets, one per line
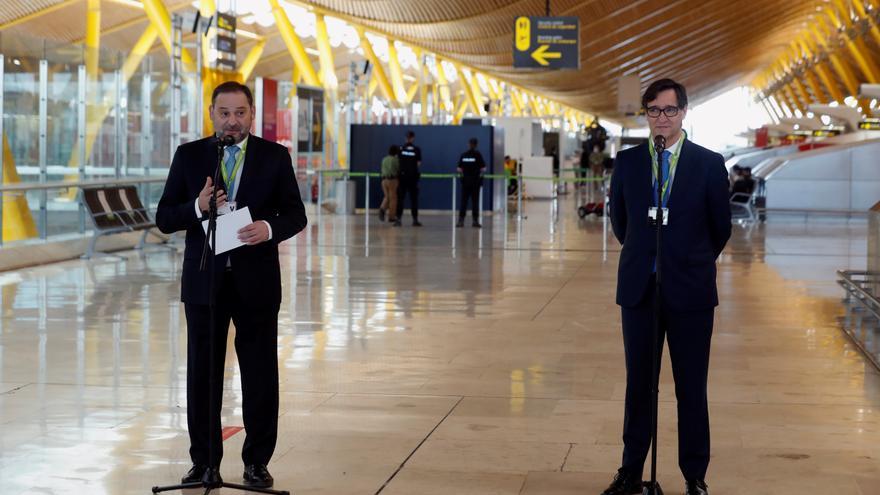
238,221,269,245
457,167,463,174
198,176,226,213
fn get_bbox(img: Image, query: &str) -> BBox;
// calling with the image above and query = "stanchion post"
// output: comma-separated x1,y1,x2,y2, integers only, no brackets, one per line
365,173,370,238
451,176,457,246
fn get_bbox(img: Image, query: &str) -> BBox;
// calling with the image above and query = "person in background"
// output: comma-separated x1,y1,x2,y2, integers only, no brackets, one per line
397,130,423,227
457,138,487,228
504,155,518,196
730,166,755,201
379,145,401,226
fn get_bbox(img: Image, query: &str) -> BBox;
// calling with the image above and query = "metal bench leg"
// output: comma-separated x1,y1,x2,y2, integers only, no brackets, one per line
137,229,149,250
82,233,100,259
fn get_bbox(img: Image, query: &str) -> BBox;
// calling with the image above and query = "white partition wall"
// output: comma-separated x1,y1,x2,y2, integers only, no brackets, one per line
759,138,880,211
522,156,554,198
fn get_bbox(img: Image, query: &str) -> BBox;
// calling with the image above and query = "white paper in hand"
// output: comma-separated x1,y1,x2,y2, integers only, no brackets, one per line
201,206,253,254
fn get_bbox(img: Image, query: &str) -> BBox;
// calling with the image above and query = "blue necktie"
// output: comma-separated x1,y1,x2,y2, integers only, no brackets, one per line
655,150,671,207
224,145,239,198
653,150,671,273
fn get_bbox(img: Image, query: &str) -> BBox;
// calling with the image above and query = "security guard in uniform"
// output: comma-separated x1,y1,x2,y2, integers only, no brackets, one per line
397,130,422,226
456,138,486,228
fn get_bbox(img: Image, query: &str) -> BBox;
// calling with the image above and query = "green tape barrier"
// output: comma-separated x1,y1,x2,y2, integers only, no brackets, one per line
316,170,605,183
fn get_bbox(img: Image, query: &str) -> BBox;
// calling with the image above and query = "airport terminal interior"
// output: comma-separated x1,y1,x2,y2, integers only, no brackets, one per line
0,1,880,494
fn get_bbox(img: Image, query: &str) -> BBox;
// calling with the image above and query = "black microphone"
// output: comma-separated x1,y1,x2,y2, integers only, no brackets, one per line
217,134,236,147
653,134,666,156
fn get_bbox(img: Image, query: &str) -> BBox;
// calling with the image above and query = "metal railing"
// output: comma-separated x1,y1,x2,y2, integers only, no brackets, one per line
0,176,167,246
837,270,880,371
312,168,612,250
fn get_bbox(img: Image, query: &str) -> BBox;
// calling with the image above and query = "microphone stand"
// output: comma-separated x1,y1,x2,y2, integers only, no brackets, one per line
152,136,290,495
643,135,666,495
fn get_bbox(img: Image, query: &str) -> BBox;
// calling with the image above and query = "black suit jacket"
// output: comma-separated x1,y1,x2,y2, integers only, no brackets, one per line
156,135,307,308
609,139,731,311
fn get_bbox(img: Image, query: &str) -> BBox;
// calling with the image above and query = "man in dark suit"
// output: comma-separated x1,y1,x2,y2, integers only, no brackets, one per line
603,79,731,495
156,81,307,489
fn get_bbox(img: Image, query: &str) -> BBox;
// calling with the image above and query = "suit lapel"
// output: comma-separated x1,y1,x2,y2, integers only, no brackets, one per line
666,139,695,209
236,134,260,206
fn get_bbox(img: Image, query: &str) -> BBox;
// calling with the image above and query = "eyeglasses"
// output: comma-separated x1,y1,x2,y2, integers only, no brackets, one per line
645,106,680,118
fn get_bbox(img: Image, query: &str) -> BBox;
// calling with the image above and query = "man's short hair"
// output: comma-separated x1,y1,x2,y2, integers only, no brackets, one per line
406,130,415,139
212,81,254,107
389,145,400,155
641,78,688,109
469,138,478,147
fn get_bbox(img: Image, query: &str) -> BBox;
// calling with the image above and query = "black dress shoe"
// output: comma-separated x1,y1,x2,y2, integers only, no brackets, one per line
181,464,209,484
600,467,643,495
413,220,423,227
243,464,274,488
685,479,709,495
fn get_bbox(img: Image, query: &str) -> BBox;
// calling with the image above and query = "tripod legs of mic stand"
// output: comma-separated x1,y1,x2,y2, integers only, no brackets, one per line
642,480,664,495
151,467,291,494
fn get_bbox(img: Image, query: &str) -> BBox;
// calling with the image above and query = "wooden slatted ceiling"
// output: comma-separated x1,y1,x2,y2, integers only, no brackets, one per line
0,0,825,117
304,0,823,115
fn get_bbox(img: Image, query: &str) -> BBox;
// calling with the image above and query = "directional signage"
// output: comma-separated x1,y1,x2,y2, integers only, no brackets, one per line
859,119,880,130
513,16,579,69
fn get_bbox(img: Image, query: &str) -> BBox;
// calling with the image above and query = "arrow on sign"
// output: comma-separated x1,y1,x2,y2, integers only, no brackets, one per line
531,45,562,66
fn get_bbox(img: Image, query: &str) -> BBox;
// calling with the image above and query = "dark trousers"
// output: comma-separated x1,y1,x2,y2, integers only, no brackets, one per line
397,177,419,221
459,181,481,221
185,271,280,467
620,277,714,480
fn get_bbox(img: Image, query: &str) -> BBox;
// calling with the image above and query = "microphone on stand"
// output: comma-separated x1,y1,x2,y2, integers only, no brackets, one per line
653,134,666,156
217,134,236,147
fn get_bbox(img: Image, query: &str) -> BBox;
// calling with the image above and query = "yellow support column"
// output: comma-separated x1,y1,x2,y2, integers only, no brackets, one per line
435,57,454,112
386,41,407,104
238,38,267,82
418,51,430,124
822,8,880,82
468,72,487,116
791,76,813,108
269,0,320,87
2,133,38,241
357,28,395,104
142,0,196,73
455,66,482,116
315,14,338,89
851,0,880,46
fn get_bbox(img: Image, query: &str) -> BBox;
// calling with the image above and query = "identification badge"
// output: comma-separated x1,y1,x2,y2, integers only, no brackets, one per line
217,201,237,216
648,207,669,226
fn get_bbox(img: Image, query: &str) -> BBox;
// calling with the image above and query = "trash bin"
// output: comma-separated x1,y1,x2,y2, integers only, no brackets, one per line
335,179,356,214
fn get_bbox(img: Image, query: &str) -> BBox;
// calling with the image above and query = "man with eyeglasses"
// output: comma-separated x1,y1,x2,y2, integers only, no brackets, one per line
603,79,731,495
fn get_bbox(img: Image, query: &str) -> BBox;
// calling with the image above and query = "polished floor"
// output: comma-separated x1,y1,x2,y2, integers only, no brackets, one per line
0,195,877,495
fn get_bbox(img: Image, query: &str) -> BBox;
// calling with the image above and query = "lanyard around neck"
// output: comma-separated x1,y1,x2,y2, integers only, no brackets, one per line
221,140,247,196
648,131,685,205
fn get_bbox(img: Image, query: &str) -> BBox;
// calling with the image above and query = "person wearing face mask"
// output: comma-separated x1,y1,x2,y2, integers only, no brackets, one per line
603,79,731,495
156,81,307,490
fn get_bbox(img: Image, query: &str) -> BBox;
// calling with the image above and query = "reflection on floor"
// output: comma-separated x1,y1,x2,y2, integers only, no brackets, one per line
0,196,876,495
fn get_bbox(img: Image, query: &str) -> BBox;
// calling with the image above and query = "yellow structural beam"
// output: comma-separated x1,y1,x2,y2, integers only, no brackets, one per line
238,38,266,82
417,50,430,124
510,89,524,116
368,74,378,98
122,25,159,80
455,66,482,117
269,0,320,87
851,0,880,47
2,133,38,242
822,8,880,82
142,0,196,73
790,75,813,108
386,41,407,104
405,82,419,104
200,0,215,70
435,57,454,112
468,73,487,116
85,0,100,81
357,28,395,104
453,99,469,125
315,14,338,89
